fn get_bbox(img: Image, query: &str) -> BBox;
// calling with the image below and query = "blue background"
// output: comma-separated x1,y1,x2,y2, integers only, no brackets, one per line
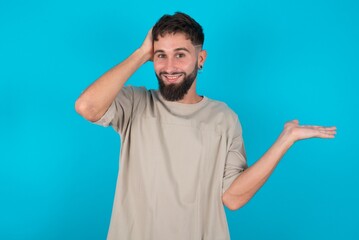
1,0,358,239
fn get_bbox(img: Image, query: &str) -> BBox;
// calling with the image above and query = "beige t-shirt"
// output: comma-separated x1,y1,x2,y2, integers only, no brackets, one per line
93,86,247,240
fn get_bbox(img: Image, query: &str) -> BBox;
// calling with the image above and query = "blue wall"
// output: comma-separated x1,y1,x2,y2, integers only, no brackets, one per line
1,0,358,239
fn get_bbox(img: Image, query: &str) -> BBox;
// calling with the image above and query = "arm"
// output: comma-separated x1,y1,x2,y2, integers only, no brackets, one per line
222,120,337,211
75,29,153,122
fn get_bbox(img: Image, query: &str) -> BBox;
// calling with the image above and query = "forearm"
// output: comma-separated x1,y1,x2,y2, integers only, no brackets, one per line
75,48,150,122
223,131,294,210
222,120,336,210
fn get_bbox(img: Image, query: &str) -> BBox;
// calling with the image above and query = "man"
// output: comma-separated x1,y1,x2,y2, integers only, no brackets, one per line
75,12,336,240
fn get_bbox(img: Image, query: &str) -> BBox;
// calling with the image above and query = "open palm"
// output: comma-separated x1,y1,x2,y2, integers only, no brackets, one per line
284,120,337,142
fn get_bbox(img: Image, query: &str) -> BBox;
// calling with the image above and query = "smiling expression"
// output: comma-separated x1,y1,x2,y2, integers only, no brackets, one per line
153,33,206,101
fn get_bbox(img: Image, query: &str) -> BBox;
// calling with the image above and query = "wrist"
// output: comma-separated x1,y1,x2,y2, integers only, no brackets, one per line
137,47,152,63
277,130,296,150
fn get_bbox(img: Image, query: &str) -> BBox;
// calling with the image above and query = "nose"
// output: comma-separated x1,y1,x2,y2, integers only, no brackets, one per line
163,57,178,73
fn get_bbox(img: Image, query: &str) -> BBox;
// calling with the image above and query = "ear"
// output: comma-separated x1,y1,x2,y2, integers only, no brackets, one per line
198,50,207,68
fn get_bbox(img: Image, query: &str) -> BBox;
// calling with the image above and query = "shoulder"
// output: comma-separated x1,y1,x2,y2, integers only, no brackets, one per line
204,97,244,137
122,85,148,95
117,85,152,102
206,98,239,124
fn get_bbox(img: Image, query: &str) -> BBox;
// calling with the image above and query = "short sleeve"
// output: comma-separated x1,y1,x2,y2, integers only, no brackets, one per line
222,117,248,194
92,86,146,134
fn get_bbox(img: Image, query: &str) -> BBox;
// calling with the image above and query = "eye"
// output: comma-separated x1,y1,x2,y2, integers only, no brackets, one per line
156,53,166,59
175,53,185,58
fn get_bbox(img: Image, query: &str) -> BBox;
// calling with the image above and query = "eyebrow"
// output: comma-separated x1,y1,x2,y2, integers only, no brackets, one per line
174,47,190,53
154,47,191,55
153,49,165,55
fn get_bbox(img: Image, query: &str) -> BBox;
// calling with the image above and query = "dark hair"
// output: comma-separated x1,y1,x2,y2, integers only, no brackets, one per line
152,12,204,46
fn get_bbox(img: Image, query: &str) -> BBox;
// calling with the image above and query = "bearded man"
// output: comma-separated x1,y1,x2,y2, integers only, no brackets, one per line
75,12,336,240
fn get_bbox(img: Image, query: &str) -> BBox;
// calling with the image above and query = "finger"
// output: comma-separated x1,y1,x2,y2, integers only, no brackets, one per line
316,126,337,129
317,127,337,133
317,132,336,138
301,125,316,128
286,119,299,124
318,130,337,137
319,131,337,136
319,128,337,133
303,126,337,131
321,135,335,139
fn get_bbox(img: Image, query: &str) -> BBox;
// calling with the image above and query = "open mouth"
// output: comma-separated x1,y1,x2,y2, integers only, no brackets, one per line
161,73,184,83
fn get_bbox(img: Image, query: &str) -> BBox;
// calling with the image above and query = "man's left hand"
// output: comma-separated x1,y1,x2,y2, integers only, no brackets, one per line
282,119,337,144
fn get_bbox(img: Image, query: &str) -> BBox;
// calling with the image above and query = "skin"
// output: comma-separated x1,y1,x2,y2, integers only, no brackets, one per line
222,120,336,210
153,32,207,103
75,29,337,211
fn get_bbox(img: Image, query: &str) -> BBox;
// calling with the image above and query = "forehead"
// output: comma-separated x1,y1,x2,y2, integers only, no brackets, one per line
153,33,195,52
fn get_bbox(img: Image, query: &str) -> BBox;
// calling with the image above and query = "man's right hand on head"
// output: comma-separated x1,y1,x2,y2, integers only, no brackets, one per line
139,28,154,62
75,28,155,123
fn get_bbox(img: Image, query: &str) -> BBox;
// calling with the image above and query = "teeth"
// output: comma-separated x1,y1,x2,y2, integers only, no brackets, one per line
165,74,182,81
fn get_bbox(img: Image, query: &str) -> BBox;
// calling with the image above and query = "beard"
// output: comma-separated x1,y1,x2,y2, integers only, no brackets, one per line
155,64,198,102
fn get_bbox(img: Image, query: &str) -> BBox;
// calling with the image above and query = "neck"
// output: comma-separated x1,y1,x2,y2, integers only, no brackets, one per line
177,93,203,104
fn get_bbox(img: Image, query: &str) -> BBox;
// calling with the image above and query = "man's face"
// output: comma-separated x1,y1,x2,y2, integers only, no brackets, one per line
153,33,204,101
